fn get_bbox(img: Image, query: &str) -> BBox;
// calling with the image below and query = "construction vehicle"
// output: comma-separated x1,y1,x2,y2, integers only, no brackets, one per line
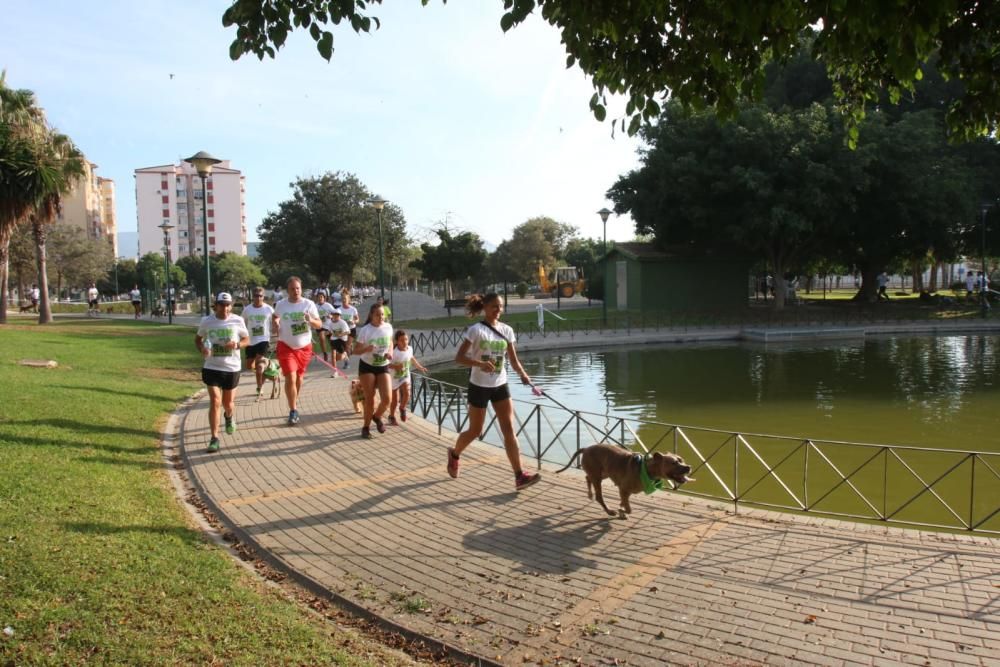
537,264,586,298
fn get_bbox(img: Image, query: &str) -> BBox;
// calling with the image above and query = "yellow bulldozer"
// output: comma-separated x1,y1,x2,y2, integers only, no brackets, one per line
538,264,586,298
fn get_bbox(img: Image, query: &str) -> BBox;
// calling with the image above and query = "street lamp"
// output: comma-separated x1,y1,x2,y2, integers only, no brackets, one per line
597,207,613,325
159,221,174,325
185,151,222,315
369,196,388,299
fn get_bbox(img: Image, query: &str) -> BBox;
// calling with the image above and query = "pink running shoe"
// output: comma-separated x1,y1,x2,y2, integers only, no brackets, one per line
447,447,460,478
515,471,541,490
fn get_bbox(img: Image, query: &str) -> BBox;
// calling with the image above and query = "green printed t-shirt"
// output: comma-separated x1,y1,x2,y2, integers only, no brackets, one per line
465,321,514,388
357,322,393,367
241,303,274,345
275,298,319,349
197,314,249,373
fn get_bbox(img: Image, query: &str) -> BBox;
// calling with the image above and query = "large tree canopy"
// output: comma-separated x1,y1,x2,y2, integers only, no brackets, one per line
258,172,406,285
410,228,487,298
222,1,1000,142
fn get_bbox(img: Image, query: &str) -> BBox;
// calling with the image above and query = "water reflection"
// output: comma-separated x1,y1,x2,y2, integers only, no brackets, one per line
432,335,1000,450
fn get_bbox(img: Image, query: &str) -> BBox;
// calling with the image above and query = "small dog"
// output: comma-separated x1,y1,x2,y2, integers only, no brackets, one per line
348,379,365,414
19,303,35,313
556,443,692,519
256,356,282,400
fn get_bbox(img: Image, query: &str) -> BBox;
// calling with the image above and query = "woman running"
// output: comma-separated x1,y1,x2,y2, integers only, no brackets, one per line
353,302,393,439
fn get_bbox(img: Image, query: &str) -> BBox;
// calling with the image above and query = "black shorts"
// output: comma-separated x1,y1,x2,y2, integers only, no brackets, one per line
348,327,358,339
358,359,389,376
202,368,241,390
331,339,346,353
467,383,511,409
88,300,98,307
131,300,141,306
246,341,269,360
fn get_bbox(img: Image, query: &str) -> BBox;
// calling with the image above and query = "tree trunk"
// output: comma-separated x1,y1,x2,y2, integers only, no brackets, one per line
33,221,53,324
928,262,940,292
0,234,9,325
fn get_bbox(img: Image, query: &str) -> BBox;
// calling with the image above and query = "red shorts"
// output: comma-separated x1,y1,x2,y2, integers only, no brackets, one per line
277,341,313,376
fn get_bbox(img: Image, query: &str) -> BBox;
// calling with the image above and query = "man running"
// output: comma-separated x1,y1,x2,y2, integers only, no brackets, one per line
195,292,249,453
242,287,275,398
339,290,360,369
129,284,142,319
314,292,336,361
87,283,99,317
272,276,323,425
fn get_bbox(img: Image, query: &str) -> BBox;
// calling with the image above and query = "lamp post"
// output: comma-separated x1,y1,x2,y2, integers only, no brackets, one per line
159,221,174,325
369,196,388,299
981,202,992,319
597,207,612,325
184,151,222,315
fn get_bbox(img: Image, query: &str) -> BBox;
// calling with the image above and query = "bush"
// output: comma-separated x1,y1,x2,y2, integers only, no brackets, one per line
515,282,529,298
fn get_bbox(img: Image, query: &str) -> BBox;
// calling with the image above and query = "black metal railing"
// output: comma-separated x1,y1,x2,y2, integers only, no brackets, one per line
409,374,1000,534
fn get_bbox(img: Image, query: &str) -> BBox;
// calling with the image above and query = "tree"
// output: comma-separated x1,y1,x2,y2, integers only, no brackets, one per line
213,252,266,300
222,2,1000,142
258,172,406,286
137,252,184,293
504,216,577,280
563,237,604,298
410,228,487,299
46,224,114,300
8,224,35,304
175,254,204,293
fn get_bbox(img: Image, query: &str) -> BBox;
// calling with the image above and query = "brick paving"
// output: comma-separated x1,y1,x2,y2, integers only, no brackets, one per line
178,361,1000,666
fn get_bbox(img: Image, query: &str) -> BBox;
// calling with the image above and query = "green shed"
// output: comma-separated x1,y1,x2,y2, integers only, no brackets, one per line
603,242,751,311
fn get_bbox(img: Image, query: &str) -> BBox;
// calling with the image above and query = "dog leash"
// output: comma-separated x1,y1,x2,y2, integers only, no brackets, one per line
312,352,350,379
526,383,579,413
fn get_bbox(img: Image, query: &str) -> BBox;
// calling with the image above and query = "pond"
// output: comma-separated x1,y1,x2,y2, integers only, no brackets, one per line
432,334,1000,451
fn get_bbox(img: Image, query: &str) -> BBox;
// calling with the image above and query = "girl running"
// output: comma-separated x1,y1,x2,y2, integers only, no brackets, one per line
387,329,427,426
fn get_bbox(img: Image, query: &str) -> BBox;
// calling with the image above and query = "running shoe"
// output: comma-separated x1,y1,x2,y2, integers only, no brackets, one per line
343,359,350,369
224,414,235,434
400,408,407,422
255,387,262,398
207,437,220,453
515,471,541,490
288,409,300,425
361,426,372,439
447,447,460,478
387,415,398,426
373,416,386,434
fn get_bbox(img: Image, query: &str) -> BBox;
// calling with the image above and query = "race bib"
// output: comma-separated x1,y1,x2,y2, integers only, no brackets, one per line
371,353,387,365
211,343,230,357
291,321,308,336
251,325,264,337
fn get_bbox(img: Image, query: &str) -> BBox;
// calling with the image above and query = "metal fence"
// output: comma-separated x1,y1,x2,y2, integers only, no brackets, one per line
409,374,1000,535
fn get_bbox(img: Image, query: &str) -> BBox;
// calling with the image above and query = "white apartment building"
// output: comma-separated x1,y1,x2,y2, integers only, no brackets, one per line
59,160,118,255
135,159,246,260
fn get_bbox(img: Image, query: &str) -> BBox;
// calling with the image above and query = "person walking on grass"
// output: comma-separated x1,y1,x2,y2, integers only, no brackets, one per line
447,292,540,491
87,282,99,317
272,276,323,425
353,302,393,439
195,292,249,453
387,329,427,426
129,284,142,319
242,287,275,398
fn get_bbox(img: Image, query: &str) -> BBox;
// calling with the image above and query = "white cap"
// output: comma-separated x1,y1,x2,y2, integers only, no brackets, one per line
215,292,233,304
331,308,342,316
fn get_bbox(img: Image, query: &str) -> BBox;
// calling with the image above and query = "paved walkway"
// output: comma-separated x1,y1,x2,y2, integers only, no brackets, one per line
175,362,1000,667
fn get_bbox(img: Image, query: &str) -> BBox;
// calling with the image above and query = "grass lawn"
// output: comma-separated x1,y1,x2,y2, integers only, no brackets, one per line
0,320,410,666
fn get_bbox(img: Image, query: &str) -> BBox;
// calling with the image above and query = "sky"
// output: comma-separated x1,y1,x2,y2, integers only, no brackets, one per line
3,1,643,251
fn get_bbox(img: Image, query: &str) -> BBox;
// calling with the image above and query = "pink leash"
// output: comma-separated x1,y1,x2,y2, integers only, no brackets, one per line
312,352,350,379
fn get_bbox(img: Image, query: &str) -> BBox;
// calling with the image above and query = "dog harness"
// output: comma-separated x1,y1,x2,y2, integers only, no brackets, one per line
634,454,665,495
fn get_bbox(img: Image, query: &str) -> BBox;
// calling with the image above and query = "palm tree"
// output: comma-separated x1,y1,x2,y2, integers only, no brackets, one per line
0,72,84,324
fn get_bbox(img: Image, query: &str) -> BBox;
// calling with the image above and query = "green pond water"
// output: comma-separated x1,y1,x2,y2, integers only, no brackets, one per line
433,334,1000,451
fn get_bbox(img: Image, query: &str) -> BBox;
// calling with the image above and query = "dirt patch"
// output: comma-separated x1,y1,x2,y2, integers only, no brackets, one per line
141,367,200,382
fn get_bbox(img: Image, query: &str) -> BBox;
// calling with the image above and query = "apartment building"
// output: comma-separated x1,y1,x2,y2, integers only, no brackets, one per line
135,159,246,260
59,160,118,255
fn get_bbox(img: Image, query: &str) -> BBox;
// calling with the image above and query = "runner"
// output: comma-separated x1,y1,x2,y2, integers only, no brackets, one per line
194,292,249,453
314,292,336,361
30,284,40,313
353,302,393,439
272,276,323,425
339,290,360,369
447,292,540,491
242,287,275,398
86,282,99,317
129,284,142,319
327,308,351,373
387,329,427,426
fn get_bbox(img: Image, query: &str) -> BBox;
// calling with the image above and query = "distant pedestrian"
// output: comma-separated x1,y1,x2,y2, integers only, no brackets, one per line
272,276,323,425
30,284,40,313
447,292,540,491
966,271,976,301
86,283,99,317
195,292,249,453
242,287,275,398
353,302,393,439
314,292,336,362
129,284,142,318
877,272,890,301
387,329,427,425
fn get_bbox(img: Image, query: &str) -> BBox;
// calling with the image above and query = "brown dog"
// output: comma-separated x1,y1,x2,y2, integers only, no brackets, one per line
348,379,364,414
556,444,692,519
255,356,282,400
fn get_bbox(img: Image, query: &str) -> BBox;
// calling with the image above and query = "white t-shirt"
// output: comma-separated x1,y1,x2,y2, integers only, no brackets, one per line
391,347,414,389
275,298,320,349
87,287,98,302
463,321,515,388
340,304,359,328
328,317,350,342
332,292,343,308
31,287,40,300
317,302,337,332
356,322,393,367
129,288,141,302
966,274,975,291
197,314,249,373
242,303,275,345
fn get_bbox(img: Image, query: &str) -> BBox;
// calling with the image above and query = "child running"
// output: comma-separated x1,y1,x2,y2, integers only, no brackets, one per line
387,329,428,425
327,308,351,373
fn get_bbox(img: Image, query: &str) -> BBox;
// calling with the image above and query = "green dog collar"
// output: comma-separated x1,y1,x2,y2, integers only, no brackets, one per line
636,454,665,495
